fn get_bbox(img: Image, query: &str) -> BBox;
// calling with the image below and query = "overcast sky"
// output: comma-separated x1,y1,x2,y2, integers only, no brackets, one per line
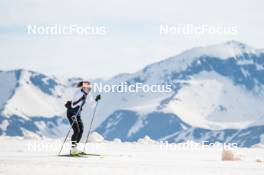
0,0,264,79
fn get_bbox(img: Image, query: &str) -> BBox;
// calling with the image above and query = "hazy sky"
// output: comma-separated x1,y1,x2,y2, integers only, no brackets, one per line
0,0,264,79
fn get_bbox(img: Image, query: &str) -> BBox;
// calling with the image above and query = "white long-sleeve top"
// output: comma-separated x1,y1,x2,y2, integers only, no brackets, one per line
71,89,96,110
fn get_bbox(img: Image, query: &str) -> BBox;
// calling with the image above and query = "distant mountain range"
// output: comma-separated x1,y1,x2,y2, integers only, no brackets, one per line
1,40,264,147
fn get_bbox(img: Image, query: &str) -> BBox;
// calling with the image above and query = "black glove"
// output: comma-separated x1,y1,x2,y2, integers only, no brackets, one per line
95,94,101,102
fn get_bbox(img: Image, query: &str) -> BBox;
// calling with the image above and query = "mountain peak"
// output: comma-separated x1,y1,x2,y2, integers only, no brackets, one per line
214,40,255,52
185,40,258,60
224,40,248,47
133,40,262,84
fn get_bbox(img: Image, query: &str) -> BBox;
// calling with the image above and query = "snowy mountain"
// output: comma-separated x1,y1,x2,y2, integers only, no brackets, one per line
95,40,264,147
0,70,70,137
1,40,264,147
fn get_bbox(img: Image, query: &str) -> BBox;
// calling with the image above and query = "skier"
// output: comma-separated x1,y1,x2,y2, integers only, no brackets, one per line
66,81,101,156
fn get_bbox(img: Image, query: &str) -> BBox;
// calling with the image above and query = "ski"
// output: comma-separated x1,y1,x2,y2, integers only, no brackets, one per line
58,154,84,158
58,152,105,158
79,152,105,156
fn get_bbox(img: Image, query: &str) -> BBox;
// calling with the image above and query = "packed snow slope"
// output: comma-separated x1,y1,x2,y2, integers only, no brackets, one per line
0,137,263,175
1,40,264,147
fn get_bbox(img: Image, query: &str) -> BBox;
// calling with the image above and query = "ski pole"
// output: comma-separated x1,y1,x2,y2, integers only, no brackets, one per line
58,120,75,155
82,102,99,153
58,108,81,155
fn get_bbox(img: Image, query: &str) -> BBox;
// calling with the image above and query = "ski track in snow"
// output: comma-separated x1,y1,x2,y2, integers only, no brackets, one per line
0,138,263,175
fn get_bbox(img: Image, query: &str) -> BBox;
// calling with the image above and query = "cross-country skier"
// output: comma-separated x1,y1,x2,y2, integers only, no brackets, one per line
66,81,101,156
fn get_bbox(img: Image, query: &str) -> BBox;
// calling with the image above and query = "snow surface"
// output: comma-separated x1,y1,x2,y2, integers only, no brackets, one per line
185,40,259,60
88,132,104,142
164,71,264,129
0,137,263,175
2,70,66,119
132,40,262,84
0,71,17,109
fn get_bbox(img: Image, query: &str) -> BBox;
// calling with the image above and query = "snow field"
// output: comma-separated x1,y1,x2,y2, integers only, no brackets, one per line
0,136,263,175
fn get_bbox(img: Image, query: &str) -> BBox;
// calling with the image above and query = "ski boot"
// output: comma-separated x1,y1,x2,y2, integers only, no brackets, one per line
70,144,82,157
